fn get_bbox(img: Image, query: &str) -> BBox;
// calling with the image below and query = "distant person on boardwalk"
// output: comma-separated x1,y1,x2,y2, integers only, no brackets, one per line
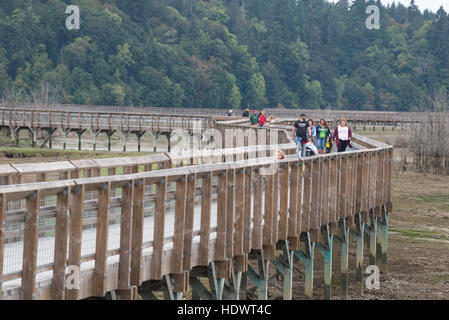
325,135,333,154
242,108,250,117
308,119,317,144
258,111,267,127
227,110,233,117
316,119,332,154
292,113,309,157
269,115,276,123
333,118,352,152
274,149,286,160
250,110,259,126
304,138,319,156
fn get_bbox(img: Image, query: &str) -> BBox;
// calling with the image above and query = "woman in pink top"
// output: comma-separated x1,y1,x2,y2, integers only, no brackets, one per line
333,118,352,152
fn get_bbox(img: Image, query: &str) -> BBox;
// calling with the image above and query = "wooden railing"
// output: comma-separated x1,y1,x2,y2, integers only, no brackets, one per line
0,108,215,132
3,103,444,124
0,117,392,300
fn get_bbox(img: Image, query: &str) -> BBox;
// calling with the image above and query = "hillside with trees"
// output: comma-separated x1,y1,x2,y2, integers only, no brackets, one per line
0,0,448,111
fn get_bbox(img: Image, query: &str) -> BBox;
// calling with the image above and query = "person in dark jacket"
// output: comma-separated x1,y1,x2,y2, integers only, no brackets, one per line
292,113,309,157
242,108,250,117
249,110,259,126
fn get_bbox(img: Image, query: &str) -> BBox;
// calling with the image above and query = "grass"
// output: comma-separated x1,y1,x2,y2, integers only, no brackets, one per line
415,194,449,211
425,273,449,284
0,146,153,161
390,227,449,241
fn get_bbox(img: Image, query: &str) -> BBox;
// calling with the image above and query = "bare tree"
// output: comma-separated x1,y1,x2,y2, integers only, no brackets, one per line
30,82,63,109
0,84,28,108
407,89,449,175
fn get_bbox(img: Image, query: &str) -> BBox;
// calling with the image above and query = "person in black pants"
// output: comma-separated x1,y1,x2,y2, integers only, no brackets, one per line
333,118,352,152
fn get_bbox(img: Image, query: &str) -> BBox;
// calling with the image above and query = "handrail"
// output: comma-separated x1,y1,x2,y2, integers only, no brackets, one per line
0,116,393,300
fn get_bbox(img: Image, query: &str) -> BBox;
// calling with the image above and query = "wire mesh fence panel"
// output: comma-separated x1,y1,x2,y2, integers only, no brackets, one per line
36,195,57,268
164,197,176,240
3,200,25,275
107,189,122,252
6,199,25,213
81,190,98,259
142,184,156,245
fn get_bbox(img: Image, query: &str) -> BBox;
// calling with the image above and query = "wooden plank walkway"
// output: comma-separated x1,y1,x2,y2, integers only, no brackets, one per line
0,113,392,300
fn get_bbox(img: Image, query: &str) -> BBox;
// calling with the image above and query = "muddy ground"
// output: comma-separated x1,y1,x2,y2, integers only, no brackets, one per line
263,128,449,300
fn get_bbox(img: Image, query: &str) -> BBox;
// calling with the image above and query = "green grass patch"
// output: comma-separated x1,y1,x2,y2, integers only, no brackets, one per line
424,273,449,284
0,146,153,160
390,228,449,241
413,194,449,211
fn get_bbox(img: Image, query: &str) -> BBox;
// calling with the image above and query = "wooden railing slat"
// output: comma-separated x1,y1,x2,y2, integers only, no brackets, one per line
183,174,196,270
199,174,212,266
151,178,167,279
93,182,110,297
118,181,133,291
51,188,69,300
22,190,40,300
172,176,187,274
130,179,145,286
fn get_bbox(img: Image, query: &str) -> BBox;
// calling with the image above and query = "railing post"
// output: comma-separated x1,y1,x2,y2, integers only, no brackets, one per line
0,194,6,300
93,182,111,297
150,177,167,280
199,173,212,266
130,179,145,286
51,188,70,300
22,191,40,300
118,181,134,299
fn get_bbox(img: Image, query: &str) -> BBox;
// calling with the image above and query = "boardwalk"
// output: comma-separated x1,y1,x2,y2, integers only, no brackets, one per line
0,111,392,300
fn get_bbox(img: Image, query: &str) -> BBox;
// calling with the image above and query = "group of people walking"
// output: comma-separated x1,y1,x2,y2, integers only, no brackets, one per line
232,108,275,127
293,113,352,157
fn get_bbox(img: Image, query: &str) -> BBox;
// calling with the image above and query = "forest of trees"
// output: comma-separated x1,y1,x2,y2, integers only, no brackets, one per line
0,0,448,111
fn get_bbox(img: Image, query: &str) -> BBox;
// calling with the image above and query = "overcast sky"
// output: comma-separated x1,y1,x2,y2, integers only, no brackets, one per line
328,0,448,13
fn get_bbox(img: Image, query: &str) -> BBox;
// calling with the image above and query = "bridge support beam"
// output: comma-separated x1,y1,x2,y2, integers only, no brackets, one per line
334,219,350,299
247,249,270,300
121,131,131,152
209,261,226,300
230,255,247,300
12,127,20,146
272,240,294,300
105,130,116,152
153,133,159,153
47,128,57,149
76,129,86,151
294,232,315,300
365,211,378,266
115,286,138,300
135,131,145,152
376,209,389,273
316,226,333,300
29,128,37,147
62,130,70,150
165,133,172,153
92,130,101,151
189,262,228,300
350,213,366,293
137,275,184,300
